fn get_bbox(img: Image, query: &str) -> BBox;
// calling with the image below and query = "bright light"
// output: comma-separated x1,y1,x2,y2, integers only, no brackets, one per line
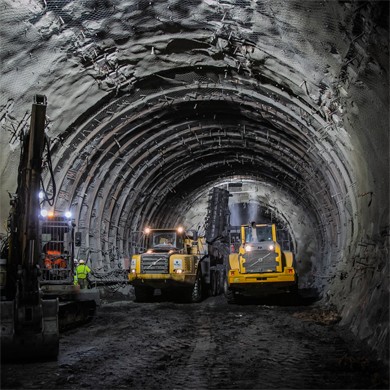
175,269,183,274
39,191,44,200
177,226,184,234
245,245,253,252
144,227,151,234
40,209,48,217
268,244,274,251
64,211,72,219
47,210,54,218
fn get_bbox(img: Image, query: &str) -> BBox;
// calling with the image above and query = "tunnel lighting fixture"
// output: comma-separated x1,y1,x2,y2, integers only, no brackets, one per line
144,227,151,234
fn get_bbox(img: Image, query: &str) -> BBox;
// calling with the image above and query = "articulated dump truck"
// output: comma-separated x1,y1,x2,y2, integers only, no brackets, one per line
224,223,298,303
128,227,223,302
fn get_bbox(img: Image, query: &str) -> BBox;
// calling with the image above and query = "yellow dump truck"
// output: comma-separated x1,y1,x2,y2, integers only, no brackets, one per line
129,227,216,302
224,223,298,303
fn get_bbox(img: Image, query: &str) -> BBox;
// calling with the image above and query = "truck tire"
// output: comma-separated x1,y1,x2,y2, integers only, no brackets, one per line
184,271,203,303
224,278,237,304
215,270,221,295
134,286,154,302
192,271,203,302
211,270,218,296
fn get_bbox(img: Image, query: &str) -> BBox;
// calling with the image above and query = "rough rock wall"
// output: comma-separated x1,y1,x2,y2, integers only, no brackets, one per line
0,0,388,363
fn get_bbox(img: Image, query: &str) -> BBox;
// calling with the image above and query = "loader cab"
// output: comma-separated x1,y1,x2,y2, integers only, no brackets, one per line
243,224,276,244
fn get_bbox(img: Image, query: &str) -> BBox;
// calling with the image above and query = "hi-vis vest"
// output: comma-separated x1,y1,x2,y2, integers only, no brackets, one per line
76,264,90,279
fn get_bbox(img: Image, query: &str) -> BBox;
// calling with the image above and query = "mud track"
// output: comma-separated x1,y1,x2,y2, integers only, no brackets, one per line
1,293,388,389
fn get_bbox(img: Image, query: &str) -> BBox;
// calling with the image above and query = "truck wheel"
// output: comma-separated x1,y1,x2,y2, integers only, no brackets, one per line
189,271,203,303
134,286,154,302
215,270,221,295
211,271,218,296
224,278,237,304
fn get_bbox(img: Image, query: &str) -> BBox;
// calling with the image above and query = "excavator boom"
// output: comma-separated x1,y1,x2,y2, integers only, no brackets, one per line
1,95,59,360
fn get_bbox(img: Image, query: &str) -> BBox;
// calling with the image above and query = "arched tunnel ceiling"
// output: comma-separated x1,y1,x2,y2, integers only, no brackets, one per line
0,0,389,295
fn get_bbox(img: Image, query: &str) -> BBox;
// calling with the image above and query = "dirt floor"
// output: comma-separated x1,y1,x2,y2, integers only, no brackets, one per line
1,291,389,390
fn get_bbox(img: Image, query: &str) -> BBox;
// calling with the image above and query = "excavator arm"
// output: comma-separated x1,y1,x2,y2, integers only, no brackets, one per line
1,95,59,360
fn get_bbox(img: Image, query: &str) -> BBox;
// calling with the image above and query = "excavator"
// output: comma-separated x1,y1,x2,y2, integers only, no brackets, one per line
0,95,99,361
1,95,59,359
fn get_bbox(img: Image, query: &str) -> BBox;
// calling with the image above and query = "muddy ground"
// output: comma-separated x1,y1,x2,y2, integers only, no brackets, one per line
1,291,389,390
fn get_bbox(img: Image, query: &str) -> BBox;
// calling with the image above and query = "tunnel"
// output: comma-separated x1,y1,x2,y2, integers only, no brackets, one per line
0,0,388,372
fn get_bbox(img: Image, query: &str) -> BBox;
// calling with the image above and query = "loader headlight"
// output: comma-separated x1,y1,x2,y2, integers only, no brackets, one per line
40,209,48,217
245,245,253,252
64,211,72,219
177,226,184,234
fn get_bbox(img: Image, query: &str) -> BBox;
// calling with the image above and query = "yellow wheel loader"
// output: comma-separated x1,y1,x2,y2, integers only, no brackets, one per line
224,223,298,303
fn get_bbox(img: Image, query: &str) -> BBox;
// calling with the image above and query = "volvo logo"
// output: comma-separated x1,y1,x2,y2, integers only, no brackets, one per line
147,257,166,269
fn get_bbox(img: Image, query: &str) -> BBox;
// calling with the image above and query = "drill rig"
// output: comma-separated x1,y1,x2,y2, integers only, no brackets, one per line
1,95,59,359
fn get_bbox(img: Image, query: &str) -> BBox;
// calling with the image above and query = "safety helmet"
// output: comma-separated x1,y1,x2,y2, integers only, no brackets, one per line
79,259,85,264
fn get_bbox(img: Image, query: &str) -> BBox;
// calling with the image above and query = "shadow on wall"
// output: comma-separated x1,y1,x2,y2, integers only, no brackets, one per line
296,241,316,289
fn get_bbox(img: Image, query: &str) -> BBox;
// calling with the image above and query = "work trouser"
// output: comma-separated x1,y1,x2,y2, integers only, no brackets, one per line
78,278,88,289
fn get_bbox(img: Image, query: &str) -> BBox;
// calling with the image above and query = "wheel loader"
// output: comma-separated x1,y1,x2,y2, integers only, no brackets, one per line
224,223,298,303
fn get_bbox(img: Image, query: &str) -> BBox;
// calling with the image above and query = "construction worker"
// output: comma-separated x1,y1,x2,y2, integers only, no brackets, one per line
44,242,65,269
76,259,91,289
73,259,79,286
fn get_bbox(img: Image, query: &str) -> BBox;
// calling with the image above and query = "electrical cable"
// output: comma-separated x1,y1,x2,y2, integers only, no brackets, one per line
40,135,56,206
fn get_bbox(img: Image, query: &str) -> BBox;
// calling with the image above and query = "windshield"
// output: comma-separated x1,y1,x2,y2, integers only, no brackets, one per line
245,226,273,242
149,231,180,248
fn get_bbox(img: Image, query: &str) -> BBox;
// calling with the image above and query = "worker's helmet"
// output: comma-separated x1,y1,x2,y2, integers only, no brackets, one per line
79,259,85,264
